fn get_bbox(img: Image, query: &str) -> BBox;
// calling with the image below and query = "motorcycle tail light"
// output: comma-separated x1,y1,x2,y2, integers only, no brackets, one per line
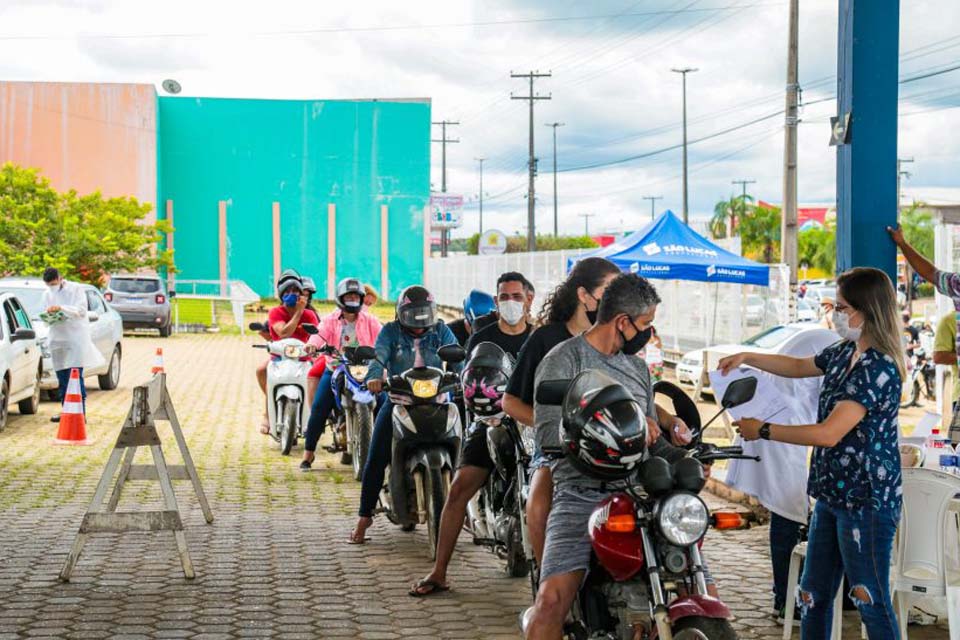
604,513,636,533
712,511,747,530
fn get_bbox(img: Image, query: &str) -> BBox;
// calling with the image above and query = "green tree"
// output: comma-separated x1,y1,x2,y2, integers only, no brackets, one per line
465,233,598,255
740,203,781,263
798,226,836,274
710,194,753,239
899,203,934,260
0,163,174,285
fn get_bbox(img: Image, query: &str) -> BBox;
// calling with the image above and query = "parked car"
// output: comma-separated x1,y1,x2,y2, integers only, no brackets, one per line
0,291,41,430
677,323,839,395
805,286,836,305
796,298,817,322
0,278,123,399
104,274,174,337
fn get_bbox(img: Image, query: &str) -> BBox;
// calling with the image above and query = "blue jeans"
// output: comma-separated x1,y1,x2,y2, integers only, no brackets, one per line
55,367,86,414
770,512,805,611
305,371,336,453
358,396,392,517
799,501,900,640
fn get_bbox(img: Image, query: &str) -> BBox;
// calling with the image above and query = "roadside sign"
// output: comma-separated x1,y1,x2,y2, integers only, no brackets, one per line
430,193,463,229
479,229,507,255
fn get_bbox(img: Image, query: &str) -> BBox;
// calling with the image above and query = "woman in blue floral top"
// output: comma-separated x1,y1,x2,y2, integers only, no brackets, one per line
719,267,905,640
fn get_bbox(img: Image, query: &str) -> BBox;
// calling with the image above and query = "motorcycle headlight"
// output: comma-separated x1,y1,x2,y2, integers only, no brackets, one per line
412,379,438,399
657,493,709,546
283,345,303,359
349,365,369,380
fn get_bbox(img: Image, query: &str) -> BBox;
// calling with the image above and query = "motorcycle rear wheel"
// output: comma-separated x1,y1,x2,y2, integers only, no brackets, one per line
424,467,448,561
280,400,299,455
505,535,530,578
673,616,737,640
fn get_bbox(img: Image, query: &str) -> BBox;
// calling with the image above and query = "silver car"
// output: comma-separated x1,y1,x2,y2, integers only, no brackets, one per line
0,278,123,399
105,275,174,337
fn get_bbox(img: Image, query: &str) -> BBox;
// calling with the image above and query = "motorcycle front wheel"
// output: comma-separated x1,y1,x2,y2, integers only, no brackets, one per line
351,407,372,481
280,399,299,455
424,467,449,561
673,616,737,640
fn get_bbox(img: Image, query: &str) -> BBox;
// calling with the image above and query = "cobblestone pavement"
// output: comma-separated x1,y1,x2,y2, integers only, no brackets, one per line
0,335,948,639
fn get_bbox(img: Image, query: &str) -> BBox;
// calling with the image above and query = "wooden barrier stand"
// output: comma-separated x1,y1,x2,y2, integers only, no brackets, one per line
59,373,212,581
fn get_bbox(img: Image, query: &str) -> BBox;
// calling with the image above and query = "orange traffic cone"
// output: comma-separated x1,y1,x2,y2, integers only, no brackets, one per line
54,369,90,445
151,348,165,374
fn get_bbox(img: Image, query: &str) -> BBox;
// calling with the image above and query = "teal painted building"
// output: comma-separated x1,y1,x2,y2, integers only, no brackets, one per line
157,97,431,299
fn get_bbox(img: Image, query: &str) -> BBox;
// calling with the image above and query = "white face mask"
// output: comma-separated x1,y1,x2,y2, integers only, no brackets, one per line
834,310,862,342
499,301,526,326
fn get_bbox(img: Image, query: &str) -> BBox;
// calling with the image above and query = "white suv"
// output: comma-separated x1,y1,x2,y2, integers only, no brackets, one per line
0,278,123,399
0,292,42,430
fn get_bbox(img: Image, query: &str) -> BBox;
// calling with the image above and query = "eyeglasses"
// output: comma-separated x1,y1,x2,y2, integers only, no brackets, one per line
835,303,852,312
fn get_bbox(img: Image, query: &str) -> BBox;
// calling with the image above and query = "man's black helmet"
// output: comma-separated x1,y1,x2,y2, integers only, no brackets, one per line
560,370,647,481
336,278,365,312
462,342,514,417
276,269,303,297
396,285,437,331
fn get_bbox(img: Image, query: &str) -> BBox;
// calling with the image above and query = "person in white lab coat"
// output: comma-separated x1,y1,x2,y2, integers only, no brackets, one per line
723,327,839,624
41,268,104,422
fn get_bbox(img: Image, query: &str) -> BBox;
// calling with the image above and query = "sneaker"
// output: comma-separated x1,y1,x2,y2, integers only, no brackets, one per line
50,414,61,423
299,459,312,472
776,606,801,627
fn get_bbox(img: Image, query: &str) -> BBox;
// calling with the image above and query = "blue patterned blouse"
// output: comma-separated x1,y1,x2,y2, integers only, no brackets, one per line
809,341,902,512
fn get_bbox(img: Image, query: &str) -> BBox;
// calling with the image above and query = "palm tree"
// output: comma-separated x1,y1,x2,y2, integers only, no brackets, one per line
711,196,734,239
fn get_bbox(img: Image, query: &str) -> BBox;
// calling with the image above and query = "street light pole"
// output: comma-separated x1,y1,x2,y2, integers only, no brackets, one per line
579,213,596,236
545,122,564,236
642,195,663,221
475,157,486,236
898,156,915,310
671,67,698,225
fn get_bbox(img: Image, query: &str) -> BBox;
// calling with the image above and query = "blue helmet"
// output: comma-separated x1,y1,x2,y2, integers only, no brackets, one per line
463,289,496,326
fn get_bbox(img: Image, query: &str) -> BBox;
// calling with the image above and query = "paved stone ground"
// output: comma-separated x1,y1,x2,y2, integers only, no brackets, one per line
0,335,948,639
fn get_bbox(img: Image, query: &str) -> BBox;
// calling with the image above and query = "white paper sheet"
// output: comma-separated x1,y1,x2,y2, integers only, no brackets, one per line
708,367,794,423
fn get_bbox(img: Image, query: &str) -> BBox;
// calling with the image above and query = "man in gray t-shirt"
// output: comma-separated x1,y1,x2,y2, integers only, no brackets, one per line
525,273,690,639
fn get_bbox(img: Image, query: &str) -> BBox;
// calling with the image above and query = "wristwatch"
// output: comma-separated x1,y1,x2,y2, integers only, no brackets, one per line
759,422,772,440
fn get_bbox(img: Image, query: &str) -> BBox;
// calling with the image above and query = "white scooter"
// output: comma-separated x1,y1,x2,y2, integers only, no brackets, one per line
250,322,317,455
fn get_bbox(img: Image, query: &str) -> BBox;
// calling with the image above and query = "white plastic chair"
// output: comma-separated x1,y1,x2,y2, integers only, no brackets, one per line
894,467,960,640
781,541,844,640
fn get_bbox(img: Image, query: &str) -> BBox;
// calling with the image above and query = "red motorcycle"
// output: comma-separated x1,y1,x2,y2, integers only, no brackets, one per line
529,376,759,640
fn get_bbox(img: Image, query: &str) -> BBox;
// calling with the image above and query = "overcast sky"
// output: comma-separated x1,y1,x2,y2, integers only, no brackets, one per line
1,0,958,237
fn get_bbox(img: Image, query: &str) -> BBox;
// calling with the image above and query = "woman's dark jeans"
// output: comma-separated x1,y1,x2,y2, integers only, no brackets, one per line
304,370,335,453
358,395,392,517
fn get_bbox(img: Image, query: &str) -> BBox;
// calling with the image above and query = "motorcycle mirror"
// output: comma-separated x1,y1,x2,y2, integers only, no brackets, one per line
249,322,266,332
438,344,467,364
721,376,757,409
302,323,319,336
536,379,571,406
354,346,377,361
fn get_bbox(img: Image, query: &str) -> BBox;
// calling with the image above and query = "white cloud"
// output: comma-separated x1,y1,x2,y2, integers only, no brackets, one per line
0,0,957,236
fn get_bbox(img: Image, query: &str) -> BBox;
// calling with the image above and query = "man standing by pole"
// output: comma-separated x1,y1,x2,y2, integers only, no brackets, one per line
41,268,104,423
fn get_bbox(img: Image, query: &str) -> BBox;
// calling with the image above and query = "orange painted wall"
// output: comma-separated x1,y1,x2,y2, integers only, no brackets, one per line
0,81,157,222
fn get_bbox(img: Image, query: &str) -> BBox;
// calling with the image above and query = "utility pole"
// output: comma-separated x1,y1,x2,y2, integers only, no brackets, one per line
780,0,799,321
671,67,697,225
431,120,459,257
511,70,552,251
731,179,756,234
898,157,915,310
545,122,564,236
579,213,596,236
642,195,663,221
475,157,486,236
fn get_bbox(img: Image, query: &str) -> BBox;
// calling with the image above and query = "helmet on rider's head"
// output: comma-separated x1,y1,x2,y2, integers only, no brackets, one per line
462,342,514,418
396,285,437,333
336,278,365,313
560,370,647,481
463,289,496,326
302,277,317,298
276,269,304,297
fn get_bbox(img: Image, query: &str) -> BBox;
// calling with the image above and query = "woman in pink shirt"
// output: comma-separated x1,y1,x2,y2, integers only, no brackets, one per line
300,278,382,471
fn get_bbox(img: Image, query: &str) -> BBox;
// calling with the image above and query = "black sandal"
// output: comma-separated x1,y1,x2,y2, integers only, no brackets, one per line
409,579,450,598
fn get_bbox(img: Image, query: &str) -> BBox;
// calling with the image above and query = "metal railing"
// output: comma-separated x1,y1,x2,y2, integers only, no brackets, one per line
171,279,261,335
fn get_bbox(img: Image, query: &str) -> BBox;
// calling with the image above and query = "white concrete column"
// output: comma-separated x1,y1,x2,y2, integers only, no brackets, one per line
327,204,337,300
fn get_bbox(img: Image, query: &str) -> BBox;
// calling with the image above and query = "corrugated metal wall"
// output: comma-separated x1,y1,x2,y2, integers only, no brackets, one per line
0,81,158,219
158,97,431,299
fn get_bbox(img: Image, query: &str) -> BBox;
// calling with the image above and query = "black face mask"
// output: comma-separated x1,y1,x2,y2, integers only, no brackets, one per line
585,293,601,325
619,318,652,356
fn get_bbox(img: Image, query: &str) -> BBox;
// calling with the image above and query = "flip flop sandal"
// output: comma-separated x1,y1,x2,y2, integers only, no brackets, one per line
347,535,370,545
409,579,450,598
